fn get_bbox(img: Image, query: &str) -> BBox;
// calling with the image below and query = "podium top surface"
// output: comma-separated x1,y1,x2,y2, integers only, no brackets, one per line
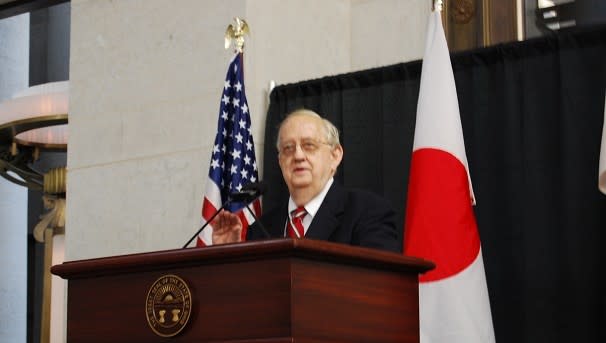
51,238,434,280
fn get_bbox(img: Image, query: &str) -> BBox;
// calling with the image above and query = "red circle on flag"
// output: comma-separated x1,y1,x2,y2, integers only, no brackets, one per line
404,148,480,282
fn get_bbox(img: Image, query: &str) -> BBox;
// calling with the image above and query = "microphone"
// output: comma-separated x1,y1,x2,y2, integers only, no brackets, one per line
182,181,269,248
231,181,271,238
228,181,267,202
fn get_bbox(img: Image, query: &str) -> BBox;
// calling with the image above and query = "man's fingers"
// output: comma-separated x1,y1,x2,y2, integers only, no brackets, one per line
218,211,227,228
212,210,241,232
227,213,239,227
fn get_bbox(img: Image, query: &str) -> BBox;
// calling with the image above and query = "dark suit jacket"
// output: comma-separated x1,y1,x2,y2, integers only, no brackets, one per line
247,182,400,253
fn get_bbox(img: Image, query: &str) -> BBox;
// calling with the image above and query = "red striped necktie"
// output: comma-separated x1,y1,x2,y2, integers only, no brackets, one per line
287,206,307,238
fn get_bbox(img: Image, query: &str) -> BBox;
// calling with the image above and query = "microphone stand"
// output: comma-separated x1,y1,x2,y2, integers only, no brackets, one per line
182,199,232,248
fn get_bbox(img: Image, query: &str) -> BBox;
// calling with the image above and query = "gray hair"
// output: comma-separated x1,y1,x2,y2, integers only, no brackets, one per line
275,109,341,150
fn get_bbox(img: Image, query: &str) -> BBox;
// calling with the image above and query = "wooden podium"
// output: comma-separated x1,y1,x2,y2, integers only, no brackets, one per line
52,238,434,343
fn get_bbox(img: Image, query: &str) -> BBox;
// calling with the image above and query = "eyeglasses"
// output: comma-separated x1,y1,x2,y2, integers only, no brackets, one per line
278,139,331,157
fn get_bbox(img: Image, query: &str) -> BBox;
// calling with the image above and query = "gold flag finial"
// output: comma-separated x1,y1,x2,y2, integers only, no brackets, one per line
225,17,250,53
433,0,443,12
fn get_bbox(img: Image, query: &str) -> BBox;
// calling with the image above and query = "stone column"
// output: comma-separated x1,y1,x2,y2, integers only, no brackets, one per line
0,12,29,343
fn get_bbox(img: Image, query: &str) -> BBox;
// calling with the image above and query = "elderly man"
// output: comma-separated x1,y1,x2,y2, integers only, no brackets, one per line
212,109,399,252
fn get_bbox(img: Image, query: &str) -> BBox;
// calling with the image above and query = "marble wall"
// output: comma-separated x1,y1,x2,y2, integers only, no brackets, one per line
66,0,430,260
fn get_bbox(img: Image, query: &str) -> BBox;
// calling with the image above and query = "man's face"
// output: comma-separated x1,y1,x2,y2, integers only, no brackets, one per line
277,114,343,199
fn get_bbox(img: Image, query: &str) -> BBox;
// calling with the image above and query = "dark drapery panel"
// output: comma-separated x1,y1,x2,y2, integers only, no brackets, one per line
264,25,606,342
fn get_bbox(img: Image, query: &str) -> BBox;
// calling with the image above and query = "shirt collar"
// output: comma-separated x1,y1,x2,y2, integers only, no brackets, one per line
288,177,334,218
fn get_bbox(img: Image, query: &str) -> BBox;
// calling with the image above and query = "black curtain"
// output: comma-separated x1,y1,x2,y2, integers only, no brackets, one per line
264,25,606,342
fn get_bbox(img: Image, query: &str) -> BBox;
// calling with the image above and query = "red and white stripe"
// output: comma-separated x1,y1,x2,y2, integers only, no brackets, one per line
403,10,495,343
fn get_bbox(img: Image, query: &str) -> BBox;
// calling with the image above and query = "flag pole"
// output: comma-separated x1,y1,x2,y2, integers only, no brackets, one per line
195,17,260,246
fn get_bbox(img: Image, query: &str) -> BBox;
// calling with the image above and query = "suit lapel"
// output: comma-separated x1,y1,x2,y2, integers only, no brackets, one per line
305,182,345,240
267,203,288,238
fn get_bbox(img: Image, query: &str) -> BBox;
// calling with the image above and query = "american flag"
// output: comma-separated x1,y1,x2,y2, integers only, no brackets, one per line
197,53,261,246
